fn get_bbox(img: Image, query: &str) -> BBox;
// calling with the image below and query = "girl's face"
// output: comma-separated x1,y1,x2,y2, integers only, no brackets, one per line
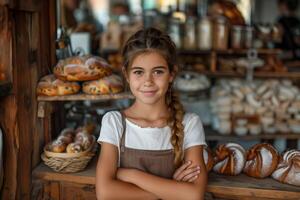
126,52,174,105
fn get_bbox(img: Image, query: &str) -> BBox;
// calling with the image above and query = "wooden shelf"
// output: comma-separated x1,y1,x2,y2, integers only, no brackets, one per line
199,71,300,79
204,127,300,141
178,49,282,55
33,160,300,199
37,92,134,102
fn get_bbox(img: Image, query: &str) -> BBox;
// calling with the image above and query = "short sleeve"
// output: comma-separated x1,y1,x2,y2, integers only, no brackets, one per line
98,111,122,148
183,113,207,150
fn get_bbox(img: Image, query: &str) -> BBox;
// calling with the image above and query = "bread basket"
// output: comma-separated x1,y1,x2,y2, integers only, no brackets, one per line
41,136,97,173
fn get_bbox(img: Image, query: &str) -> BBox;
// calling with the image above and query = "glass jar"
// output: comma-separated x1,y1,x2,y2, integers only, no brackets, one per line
184,17,197,49
213,17,229,50
244,26,253,49
231,25,243,49
197,17,212,50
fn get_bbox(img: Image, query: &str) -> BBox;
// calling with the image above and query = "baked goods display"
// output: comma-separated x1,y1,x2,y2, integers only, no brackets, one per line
213,143,246,175
53,55,112,81
203,147,214,172
210,79,300,135
243,143,279,178
47,126,94,154
82,74,124,95
37,74,80,96
174,71,210,92
272,150,300,186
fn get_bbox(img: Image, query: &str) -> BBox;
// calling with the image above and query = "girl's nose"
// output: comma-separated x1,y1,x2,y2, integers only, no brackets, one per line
144,73,154,86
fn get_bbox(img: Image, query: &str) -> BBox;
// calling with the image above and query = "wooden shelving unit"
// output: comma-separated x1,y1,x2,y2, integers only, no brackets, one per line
37,92,134,102
33,160,300,200
0,81,12,97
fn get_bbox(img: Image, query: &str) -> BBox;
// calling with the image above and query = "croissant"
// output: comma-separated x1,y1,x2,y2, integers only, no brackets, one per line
203,147,214,172
243,143,279,178
272,150,300,186
213,143,246,175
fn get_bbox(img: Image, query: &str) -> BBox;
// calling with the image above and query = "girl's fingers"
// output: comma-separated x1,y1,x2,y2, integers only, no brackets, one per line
176,166,200,181
182,169,201,182
188,175,199,183
173,161,192,179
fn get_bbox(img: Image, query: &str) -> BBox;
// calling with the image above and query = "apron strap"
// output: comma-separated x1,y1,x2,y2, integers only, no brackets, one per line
119,111,126,153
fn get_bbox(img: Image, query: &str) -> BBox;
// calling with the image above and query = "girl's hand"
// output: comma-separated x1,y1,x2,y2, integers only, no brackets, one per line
172,161,201,183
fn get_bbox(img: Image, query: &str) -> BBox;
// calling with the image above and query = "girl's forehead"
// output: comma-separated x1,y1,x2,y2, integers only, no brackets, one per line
130,52,168,68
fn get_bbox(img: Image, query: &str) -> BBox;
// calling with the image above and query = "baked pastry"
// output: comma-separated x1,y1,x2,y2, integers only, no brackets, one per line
54,55,112,81
37,74,80,96
50,140,67,153
213,143,246,175
272,150,300,186
82,74,123,95
66,142,83,153
243,143,279,178
57,128,75,144
203,147,214,172
174,72,210,92
75,128,93,150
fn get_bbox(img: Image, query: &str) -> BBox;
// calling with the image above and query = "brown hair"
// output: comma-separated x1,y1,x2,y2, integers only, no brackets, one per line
122,27,185,168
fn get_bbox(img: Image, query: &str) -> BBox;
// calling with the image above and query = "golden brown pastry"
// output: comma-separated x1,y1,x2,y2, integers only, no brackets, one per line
243,143,279,178
50,140,67,153
213,143,246,175
82,74,123,95
37,74,80,96
66,142,83,153
58,128,75,144
272,150,300,186
203,147,214,172
53,55,112,81
74,128,93,150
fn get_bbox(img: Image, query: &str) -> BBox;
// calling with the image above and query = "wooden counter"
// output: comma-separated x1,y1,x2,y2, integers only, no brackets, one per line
33,160,300,200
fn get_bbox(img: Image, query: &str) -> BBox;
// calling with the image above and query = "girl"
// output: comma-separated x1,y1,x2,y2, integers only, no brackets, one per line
96,28,207,200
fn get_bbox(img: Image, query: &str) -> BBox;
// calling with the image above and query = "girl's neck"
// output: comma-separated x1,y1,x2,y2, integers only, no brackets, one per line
128,100,169,120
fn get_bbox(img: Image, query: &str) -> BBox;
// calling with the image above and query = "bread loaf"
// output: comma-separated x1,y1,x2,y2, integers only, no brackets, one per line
54,56,112,81
243,143,279,178
272,150,300,186
213,143,246,175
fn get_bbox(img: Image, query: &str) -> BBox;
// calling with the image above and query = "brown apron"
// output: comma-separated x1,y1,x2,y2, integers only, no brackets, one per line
119,111,176,179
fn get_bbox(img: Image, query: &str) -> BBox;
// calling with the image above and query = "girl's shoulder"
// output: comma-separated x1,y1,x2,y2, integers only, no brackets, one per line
183,112,200,123
102,110,122,124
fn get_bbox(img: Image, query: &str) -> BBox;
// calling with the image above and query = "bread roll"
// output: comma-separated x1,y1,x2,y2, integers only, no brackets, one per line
66,142,83,153
54,55,112,81
75,128,93,150
50,140,67,153
37,74,80,96
82,74,123,95
272,150,300,186
213,143,246,175
243,143,279,178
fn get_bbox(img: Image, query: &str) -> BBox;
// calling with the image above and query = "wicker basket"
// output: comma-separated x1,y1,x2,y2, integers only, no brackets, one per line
41,136,97,173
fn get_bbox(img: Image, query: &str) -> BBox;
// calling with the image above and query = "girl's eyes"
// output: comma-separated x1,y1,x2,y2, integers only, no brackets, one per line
133,70,143,75
132,70,165,76
153,70,164,75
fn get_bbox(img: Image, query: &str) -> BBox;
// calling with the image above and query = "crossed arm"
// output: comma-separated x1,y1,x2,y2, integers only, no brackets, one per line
96,143,207,200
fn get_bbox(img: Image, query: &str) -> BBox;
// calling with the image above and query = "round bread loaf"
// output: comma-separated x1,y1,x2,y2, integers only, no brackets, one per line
37,74,80,96
53,55,112,81
82,74,123,95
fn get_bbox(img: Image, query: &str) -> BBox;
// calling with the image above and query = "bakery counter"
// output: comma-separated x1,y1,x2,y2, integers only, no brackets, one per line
33,159,300,200
37,92,134,101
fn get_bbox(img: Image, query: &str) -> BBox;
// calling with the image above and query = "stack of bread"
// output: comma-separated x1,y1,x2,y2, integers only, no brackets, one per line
48,126,94,154
37,55,124,96
210,79,300,135
202,142,300,186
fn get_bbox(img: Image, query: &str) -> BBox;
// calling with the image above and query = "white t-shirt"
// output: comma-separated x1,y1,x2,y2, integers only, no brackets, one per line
98,111,207,159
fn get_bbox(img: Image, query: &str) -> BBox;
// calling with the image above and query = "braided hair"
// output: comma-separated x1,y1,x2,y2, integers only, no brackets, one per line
122,27,185,168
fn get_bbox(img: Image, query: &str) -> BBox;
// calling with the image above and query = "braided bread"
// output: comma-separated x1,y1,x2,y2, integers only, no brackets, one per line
243,143,279,178
54,55,112,81
213,143,246,175
272,150,300,186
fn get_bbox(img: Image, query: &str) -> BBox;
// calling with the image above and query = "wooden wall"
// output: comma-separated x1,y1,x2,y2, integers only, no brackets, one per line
0,0,56,199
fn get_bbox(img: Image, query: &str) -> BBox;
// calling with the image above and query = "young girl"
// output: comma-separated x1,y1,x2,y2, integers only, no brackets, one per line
96,28,207,200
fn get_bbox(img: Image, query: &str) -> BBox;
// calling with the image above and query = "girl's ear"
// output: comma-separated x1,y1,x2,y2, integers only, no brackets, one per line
122,66,129,83
169,65,178,83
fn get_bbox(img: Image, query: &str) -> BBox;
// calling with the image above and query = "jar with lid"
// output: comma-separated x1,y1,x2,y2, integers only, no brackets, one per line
231,25,243,49
213,17,229,50
244,26,253,49
197,17,212,50
168,18,184,49
184,17,197,49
